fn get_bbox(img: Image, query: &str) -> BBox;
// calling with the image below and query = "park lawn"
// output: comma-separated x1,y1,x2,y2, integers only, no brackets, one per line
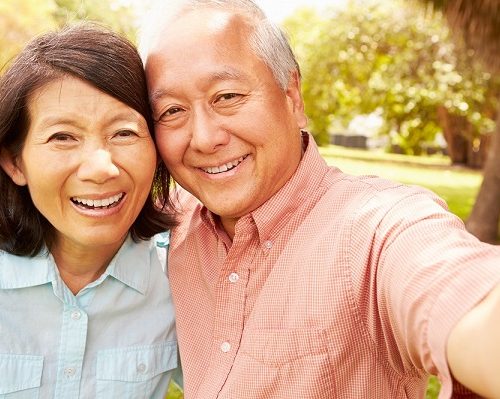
166,380,184,399
165,145,482,399
319,146,482,221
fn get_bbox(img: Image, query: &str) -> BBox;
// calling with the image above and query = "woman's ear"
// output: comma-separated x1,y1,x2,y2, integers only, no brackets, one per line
0,148,27,186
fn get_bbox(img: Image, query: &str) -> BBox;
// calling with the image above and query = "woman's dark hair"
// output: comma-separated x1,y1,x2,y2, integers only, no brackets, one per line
0,23,176,256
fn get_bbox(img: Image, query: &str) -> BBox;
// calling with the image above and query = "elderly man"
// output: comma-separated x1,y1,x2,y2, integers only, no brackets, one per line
140,1,500,398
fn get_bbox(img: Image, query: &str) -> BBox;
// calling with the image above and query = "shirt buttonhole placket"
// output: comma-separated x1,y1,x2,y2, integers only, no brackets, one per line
263,240,273,253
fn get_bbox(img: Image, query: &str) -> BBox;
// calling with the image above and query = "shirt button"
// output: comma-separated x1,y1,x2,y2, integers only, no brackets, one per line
64,367,76,377
71,310,81,320
137,363,147,373
228,272,239,283
220,341,231,353
264,240,273,249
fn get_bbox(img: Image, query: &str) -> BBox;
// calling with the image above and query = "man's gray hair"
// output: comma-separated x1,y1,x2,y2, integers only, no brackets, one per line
138,0,300,90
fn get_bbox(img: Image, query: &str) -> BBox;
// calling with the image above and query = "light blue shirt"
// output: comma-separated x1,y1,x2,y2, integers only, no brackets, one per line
0,233,177,398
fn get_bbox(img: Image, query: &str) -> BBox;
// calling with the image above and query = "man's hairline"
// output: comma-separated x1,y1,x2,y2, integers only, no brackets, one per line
139,3,268,73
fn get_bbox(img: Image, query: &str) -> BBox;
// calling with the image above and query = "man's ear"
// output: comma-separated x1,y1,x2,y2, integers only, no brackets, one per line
0,148,27,186
285,70,308,129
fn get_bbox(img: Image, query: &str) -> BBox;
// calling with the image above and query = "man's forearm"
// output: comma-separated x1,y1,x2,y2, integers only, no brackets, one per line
447,283,500,398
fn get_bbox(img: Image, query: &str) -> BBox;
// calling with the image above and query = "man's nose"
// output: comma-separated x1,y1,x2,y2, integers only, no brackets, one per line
77,148,119,183
189,109,230,153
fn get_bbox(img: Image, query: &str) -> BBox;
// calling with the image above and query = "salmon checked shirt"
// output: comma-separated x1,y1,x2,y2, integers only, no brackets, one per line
168,132,500,399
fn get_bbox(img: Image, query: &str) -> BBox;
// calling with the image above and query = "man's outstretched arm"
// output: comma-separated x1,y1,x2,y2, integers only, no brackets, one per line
447,283,500,398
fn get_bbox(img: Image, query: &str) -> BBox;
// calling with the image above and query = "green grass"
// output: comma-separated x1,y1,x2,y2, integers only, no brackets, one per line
426,376,441,399
166,380,184,399
319,146,482,221
165,145,482,399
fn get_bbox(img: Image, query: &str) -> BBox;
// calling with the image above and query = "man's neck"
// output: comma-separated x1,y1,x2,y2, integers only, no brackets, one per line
220,215,238,241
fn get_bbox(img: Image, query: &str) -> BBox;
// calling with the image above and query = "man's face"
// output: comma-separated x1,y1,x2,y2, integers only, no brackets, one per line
145,8,307,234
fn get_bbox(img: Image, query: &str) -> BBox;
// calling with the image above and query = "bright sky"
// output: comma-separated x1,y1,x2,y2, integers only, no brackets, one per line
128,0,350,23
254,0,349,22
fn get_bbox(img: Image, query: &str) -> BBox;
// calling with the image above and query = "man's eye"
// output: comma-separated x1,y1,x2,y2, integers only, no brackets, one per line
215,93,240,102
158,106,184,121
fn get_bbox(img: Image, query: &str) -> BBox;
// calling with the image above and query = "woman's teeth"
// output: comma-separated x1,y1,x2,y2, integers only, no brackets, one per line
71,193,124,209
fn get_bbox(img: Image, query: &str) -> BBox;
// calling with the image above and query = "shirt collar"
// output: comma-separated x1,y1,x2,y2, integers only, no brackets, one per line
0,234,160,295
0,249,56,289
250,132,330,243
102,234,154,295
200,131,331,244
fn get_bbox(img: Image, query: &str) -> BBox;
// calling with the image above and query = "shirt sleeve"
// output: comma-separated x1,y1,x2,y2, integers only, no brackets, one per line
350,185,500,398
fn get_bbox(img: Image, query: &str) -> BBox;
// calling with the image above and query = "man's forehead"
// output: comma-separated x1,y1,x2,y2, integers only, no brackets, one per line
145,8,254,72
204,8,236,31
157,7,248,38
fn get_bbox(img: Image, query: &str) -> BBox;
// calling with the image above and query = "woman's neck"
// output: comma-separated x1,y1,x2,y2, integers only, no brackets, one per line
50,237,126,295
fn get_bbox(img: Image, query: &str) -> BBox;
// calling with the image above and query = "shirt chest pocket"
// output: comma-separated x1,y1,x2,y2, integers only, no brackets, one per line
0,354,43,399
224,329,334,399
95,341,177,399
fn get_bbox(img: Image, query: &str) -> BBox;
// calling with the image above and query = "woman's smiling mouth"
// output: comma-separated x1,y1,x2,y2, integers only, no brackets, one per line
71,192,124,209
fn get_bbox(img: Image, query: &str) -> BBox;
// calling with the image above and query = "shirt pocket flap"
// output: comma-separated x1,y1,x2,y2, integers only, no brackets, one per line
239,329,328,366
96,341,177,382
0,354,43,394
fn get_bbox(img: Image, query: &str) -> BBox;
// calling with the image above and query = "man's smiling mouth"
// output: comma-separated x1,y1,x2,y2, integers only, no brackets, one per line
201,155,248,175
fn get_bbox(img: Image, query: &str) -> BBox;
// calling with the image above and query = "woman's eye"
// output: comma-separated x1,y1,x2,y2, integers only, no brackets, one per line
115,129,137,138
48,133,75,142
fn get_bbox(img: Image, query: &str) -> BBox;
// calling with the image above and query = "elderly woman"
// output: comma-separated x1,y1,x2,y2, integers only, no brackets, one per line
0,23,177,398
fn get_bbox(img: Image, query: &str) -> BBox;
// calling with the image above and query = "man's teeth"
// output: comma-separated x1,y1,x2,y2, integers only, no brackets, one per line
204,156,245,174
72,193,124,208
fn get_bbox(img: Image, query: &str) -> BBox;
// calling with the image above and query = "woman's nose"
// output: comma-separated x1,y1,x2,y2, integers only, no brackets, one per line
76,148,119,183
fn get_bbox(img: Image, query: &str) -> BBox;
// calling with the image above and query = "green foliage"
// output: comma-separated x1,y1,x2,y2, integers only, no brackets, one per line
52,0,137,41
0,0,138,74
0,0,57,71
165,380,184,399
426,376,441,399
283,0,499,152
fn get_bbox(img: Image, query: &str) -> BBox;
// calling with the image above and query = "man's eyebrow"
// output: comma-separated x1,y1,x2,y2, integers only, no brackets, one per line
149,88,174,104
209,68,245,82
150,68,247,104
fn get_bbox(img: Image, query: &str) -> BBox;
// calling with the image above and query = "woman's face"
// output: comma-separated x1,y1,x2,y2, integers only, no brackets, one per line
4,76,156,255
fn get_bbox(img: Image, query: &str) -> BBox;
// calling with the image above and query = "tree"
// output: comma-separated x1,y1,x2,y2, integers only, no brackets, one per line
0,0,57,71
0,0,138,76
283,1,498,159
51,0,137,41
417,0,500,242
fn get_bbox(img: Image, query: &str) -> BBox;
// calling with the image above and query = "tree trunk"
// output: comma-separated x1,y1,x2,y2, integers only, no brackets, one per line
437,106,468,164
465,107,500,243
436,105,489,168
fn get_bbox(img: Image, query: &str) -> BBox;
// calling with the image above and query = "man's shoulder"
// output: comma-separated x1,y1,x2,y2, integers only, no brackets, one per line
317,170,448,227
325,169,440,201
